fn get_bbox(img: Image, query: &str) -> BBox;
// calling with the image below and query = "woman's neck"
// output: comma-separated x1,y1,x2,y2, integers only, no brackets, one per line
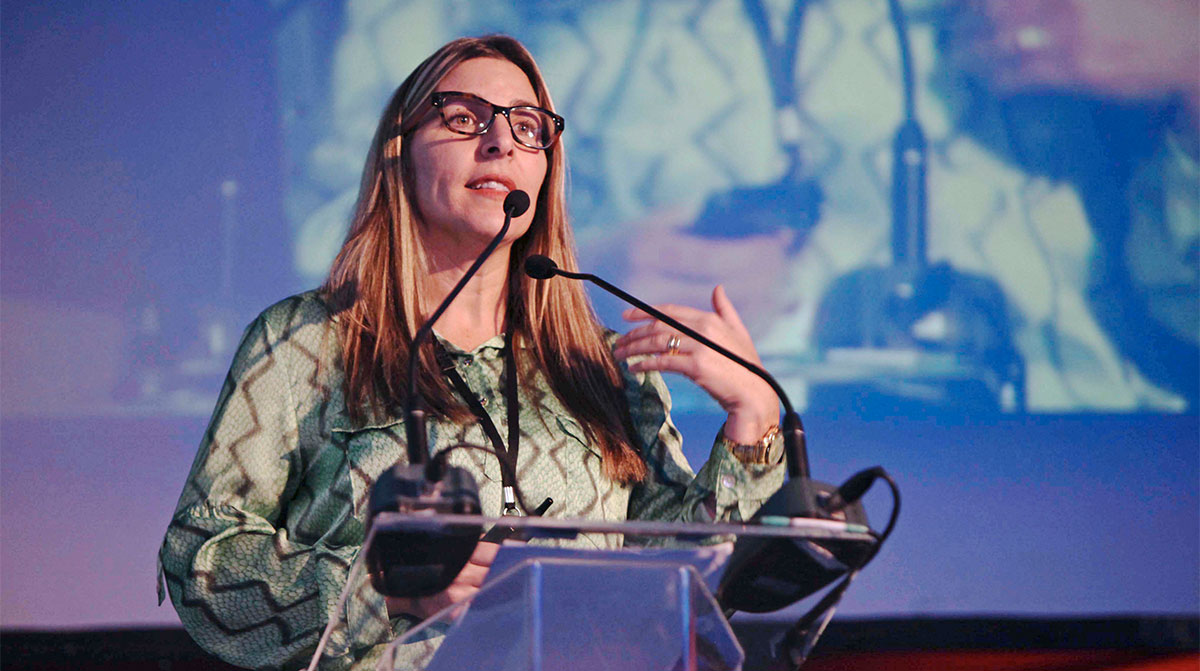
422,243,512,352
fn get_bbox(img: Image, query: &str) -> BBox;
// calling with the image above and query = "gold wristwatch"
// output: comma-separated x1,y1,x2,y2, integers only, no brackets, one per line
719,423,782,465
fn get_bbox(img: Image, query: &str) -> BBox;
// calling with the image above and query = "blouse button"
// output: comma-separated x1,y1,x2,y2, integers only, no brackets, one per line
720,474,736,489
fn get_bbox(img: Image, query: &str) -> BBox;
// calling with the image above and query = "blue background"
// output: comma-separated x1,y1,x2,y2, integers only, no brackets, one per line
2,1,1197,629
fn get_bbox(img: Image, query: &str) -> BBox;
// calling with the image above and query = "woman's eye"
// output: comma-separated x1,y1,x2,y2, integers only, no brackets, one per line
513,121,540,138
444,106,480,129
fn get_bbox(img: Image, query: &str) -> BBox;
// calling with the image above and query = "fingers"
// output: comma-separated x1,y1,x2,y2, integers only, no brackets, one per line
613,321,671,359
469,541,501,566
622,289,749,334
626,348,699,377
615,320,661,344
616,306,711,356
616,289,751,359
454,540,500,589
711,285,748,333
614,330,690,360
456,563,489,589
622,303,709,325
615,288,745,361
613,286,768,417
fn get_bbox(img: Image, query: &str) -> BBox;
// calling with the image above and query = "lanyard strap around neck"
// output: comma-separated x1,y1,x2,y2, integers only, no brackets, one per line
434,327,521,514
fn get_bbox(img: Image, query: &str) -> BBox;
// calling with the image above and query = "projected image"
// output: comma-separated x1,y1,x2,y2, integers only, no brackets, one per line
267,0,1198,417
274,0,1197,415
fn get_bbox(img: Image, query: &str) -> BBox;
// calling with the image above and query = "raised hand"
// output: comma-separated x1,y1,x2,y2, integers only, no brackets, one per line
613,285,779,444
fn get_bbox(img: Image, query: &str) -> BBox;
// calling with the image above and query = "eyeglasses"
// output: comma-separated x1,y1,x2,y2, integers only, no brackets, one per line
430,91,565,150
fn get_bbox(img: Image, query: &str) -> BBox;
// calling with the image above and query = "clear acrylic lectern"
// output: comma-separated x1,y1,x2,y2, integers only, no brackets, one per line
370,513,875,671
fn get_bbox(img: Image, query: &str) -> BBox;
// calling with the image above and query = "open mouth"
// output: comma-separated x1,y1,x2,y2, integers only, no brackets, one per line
466,176,514,193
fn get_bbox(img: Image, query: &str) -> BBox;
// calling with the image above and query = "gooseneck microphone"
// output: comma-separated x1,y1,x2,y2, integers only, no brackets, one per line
407,190,531,469
364,190,529,600
523,255,814,492
523,254,881,614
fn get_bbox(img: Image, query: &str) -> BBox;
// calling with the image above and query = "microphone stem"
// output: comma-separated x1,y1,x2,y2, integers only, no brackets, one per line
405,212,514,466
558,268,810,480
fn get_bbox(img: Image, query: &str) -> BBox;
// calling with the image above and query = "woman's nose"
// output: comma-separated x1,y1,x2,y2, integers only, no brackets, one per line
480,115,515,156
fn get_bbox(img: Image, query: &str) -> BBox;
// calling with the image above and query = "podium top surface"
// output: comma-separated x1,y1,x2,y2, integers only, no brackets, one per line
371,511,876,543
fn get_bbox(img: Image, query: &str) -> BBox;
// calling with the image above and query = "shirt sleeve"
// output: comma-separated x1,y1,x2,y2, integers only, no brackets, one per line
622,359,786,528
157,313,391,670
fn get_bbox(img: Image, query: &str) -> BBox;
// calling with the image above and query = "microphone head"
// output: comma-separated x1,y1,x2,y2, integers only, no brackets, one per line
523,255,558,280
503,190,530,217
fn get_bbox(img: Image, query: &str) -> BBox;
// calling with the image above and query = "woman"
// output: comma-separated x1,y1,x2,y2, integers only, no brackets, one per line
159,35,784,670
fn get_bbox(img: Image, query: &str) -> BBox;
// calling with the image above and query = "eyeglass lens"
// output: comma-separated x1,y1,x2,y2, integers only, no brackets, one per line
438,94,557,149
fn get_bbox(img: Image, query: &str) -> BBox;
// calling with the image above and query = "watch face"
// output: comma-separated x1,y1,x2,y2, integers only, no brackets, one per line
761,426,782,464
763,443,778,464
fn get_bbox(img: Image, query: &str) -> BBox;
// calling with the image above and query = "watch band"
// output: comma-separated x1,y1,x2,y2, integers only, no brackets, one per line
720,423,782,465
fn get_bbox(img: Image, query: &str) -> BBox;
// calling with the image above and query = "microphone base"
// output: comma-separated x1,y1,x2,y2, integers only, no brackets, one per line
717,479,873,613
366,464,482,598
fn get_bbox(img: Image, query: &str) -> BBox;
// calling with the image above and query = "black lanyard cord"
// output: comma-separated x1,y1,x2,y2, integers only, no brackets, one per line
433,327,522,514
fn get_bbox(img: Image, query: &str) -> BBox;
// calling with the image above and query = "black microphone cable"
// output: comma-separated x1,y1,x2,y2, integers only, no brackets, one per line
778,467,901,669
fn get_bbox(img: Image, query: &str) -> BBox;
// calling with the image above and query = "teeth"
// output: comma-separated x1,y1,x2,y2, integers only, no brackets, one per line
468,180,509,191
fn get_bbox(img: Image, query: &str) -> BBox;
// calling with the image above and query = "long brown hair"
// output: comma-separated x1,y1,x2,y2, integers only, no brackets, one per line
321,35,646,484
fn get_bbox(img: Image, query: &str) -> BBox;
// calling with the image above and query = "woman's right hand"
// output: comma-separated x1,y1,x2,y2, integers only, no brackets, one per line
384,540,501,620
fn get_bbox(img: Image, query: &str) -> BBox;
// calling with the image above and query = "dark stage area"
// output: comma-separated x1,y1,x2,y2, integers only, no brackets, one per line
3,616,1197,670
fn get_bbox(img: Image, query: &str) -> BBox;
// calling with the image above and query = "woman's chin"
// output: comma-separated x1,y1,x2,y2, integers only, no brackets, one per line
423,216,530,255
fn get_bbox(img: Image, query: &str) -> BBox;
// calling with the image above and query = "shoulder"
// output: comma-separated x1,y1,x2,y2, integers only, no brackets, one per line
227,291,338,378
227,291,350,423
254,290,336,342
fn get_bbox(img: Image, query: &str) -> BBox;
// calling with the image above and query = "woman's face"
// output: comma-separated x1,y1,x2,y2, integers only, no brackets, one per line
408,57,549,251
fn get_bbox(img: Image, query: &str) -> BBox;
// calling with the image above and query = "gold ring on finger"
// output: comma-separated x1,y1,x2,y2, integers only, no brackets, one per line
665,335,682,356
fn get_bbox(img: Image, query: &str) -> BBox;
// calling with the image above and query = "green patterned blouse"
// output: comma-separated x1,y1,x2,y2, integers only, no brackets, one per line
158,291,785,670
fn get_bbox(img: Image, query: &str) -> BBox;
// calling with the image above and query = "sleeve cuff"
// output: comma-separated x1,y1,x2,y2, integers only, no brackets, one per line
703,437,786,522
